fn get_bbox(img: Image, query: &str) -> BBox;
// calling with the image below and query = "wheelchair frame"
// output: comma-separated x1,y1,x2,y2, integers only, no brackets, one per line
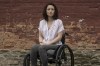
23,33,74,66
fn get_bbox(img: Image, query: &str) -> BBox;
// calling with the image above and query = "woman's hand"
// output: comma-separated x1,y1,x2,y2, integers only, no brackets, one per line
46,41,51,45
40,39,47,45
40,42,45,45
40,39,51,45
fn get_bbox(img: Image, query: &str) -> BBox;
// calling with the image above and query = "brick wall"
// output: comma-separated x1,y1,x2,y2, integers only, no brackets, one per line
0,0,100,66
0,0,99,50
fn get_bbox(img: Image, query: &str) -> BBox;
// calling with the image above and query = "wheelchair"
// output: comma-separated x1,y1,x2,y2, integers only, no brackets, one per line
23,32,74,66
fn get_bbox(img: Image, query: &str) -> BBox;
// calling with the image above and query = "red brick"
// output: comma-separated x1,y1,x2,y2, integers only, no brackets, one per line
56,3,99,7
10,0,51,3
59,6,89,13
0,0,11,3
54,0,100,3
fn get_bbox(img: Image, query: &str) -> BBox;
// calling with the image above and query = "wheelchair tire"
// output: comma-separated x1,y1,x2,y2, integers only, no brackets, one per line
56,45,74,66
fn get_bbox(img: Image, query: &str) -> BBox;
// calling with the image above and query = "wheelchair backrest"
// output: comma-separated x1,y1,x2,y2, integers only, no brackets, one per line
61,32,69,44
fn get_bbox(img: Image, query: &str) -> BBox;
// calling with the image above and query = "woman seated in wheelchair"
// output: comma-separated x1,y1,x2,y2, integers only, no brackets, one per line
30,3,64,66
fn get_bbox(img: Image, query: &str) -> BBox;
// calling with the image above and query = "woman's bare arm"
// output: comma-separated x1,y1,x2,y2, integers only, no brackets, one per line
46,31,64,45
39,30,44,43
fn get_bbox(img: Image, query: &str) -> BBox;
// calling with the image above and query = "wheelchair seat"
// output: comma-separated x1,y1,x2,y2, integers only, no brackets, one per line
23,32,74,66
47,49,55,57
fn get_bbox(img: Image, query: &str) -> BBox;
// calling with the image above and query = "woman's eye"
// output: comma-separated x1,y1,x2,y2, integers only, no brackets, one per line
47,8,50,10
47,8,54,11
52,9,54,10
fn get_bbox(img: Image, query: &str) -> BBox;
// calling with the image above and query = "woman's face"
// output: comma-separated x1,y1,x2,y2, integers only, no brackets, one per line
46,5,55,17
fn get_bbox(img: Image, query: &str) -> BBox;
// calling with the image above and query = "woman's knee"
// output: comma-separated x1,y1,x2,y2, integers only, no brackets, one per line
38,45,48,52
32,44,39,48
39,45,45,50
30,44,39,52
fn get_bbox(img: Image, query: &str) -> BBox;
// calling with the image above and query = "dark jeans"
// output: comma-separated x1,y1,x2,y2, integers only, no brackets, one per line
30,44,60,66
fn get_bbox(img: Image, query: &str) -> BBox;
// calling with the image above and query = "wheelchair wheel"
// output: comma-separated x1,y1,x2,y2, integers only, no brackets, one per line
23,53,30,66
56,45,74,66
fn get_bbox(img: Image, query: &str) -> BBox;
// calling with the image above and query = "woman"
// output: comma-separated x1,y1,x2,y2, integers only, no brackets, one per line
30,3,64,66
